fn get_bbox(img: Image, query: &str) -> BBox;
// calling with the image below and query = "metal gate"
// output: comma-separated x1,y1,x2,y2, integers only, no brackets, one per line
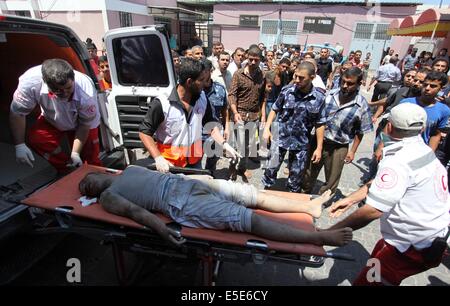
349,22,391,70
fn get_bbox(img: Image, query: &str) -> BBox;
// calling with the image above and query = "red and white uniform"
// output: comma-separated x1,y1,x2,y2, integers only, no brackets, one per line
354,135,450,285
10,65,102,172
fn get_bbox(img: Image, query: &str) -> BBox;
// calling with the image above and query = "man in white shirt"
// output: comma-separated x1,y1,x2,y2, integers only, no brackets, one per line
207,41,224,70
9,59,102,173
382,48,395,65
329,103,450,286
211,51,232,91
228,47,245,76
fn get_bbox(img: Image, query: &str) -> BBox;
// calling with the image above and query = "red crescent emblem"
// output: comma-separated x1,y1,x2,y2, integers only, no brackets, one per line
381,174,388,182
442,176,447,191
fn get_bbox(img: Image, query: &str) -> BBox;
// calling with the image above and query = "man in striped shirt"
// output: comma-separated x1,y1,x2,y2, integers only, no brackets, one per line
302,67,373,195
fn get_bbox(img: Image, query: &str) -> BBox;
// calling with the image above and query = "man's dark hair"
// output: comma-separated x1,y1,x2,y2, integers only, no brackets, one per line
41,59,75,86
247,45,262,58
432,57,449,73
424,70,448,87
202,58,213,71
171,50,180,59
218,51,230,58
342,66,363,83
355,50,362,54
417,67,431,75
178,57,206,85
279,57,291,66
389,56,399,65
98,56,108,64
212,41,223,47
296,62,315,76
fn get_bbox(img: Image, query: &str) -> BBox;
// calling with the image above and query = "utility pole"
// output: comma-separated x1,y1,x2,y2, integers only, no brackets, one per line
276,3,282,47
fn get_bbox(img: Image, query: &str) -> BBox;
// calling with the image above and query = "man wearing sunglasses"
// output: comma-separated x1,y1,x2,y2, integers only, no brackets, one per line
9,58,102,173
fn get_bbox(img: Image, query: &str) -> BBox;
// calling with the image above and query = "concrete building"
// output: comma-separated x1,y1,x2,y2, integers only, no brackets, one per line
0,0,206,53
181,0,421,69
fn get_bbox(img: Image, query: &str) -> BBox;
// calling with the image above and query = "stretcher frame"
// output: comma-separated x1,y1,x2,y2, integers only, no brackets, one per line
22,165,354,285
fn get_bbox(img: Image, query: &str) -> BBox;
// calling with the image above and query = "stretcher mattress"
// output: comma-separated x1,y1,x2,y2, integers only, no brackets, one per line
22,165,326,257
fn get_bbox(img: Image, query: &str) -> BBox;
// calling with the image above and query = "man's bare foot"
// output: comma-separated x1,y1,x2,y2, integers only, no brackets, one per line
305,190,332,218
316,227,353,246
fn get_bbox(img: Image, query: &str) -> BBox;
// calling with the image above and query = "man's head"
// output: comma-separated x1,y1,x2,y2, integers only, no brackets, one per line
98,56,111,83
348,51,355,60
389,56,399,66
184,49,193,58
411,48,418,56
191,45,204,60
79,172,115,198
293,49,300,58
246,45,262,71
172,50,181,73
278,58,291,72
86,42,97,59
233,47,245,66
307,46,314,52
218,51,230,72
424,51,432,60
421,71,448,100
202,59,213,89
410,68,429,95
293,62,315,91
365,52,371,59
439,48,447,56
178,58,207,96
258,43,265,51
389,49,395,56
303,52,314,60
340,61,353,76
403,69,417,87
41,59,75,99
290,58,301,72
432,58,449,73
212,42,224,57
266,50,274,62
354,50,362,62
320,48,329,59
340,67,363,98
303,58,318,73
387,103,427,138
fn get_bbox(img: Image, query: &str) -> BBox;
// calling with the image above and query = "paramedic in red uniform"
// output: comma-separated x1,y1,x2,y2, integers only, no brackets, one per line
139,58,239,173
9,58,102,173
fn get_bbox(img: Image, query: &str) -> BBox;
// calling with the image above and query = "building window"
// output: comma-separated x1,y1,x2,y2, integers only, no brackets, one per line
374,23,391,41
354,23,374,40
15,11,31,18
239,15,259,27
302,17,335,34
119,12,133,28
261,20,298,36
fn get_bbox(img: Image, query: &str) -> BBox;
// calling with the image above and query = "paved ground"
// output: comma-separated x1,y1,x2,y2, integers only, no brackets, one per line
8,87,449,286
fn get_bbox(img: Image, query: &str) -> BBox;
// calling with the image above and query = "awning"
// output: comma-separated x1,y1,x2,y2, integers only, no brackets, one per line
387,8,450,38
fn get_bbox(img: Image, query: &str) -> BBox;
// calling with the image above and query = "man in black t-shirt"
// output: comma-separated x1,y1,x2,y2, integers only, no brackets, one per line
316,48,333,85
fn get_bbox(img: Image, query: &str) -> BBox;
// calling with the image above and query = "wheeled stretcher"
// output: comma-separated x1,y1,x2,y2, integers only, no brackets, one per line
22,164,353,285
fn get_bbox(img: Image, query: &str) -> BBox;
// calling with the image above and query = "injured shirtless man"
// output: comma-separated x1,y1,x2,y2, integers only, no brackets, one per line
79,165,352,246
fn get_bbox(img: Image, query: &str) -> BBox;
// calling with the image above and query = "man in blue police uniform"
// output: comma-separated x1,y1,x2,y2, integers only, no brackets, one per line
261,62,326,193
203,60,230,171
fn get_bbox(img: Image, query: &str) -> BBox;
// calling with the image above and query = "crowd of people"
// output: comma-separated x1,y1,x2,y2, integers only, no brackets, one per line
9,35,450,286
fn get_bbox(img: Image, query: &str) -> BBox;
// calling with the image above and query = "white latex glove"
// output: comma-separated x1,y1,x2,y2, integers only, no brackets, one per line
67,152,83,168
223,142,242,160
155,155,173,173
15,143,35,167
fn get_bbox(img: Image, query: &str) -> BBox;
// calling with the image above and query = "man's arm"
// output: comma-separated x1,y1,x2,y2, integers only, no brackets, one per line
328,203,383,231
311,125,325,163
9,112,27,145
72,124,90,154
99,190,185,245
138,99,165,159
345,133,363,163
228,72,243,123
429,131,442,151
329,183,370,218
